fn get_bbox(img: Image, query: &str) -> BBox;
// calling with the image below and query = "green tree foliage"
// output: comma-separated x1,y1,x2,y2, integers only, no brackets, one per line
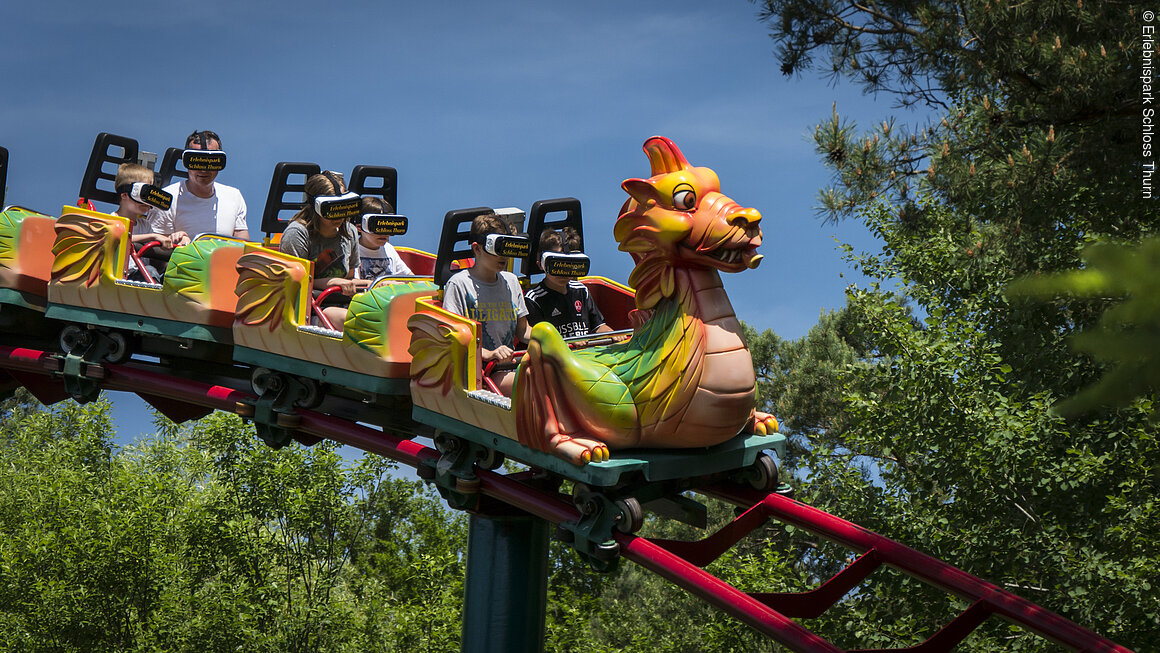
543,497,810,653
0,398,465,652
1010,236,1160,417
758,0,1140,230
737,0,1158,649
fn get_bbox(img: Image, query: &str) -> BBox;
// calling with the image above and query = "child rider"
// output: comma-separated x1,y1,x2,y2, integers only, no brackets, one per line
525,227,611,338
441,213,531,394
114,163,188,282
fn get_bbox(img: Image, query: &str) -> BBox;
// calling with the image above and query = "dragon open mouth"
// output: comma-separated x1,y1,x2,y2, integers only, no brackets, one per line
710,248,746,264
696,243,762,270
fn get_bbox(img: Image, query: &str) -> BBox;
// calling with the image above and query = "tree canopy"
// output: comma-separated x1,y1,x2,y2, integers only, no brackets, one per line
0,395,466,652
742,0,1157,649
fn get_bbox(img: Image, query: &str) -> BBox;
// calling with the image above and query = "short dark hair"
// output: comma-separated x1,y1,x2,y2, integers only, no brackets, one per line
185,130,222,149
539,226,581,253
360,195,395,216
470,213,512,244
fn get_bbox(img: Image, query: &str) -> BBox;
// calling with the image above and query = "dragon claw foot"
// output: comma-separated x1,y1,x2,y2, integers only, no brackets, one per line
751,411,779,435
548,434,611,466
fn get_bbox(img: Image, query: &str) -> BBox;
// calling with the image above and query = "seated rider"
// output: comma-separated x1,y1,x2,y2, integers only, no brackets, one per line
356,196,413,280
442,213,531,395
114,163,189,282
148,130,249,240
525,227,612,338
278,171,365,329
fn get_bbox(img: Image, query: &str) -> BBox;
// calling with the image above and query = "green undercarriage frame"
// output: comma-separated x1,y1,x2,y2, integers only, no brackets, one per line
44,304,230,343
413,405,786,488
0,288,47,313
233,346,410,396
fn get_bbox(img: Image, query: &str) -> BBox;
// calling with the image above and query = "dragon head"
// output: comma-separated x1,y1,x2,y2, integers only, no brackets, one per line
615,137,763,308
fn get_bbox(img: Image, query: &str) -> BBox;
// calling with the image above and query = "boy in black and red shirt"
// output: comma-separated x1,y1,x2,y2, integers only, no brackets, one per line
525,227,612,338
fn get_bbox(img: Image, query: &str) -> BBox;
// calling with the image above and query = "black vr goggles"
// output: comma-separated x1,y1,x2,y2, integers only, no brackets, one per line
360,213,408,235
540,251,591,277
314,192,361,221
182,149,227,172
476,233,530,258
116,182,173,211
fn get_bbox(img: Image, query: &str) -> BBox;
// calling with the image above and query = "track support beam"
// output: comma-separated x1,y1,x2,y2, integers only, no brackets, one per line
461,514,549,653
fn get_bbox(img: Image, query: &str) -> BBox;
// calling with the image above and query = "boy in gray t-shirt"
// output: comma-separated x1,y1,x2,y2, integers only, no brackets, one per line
442,213,530,394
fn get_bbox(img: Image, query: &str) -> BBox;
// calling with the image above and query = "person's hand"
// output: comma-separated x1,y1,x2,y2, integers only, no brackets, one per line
170,231,191,247
330,278,360,296
484,345,515,364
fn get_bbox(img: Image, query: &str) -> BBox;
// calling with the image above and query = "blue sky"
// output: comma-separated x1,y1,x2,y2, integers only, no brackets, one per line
4,1,911,440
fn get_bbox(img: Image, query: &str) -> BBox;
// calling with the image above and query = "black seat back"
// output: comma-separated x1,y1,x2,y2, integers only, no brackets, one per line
521,197,584,276
259,162,322,237
156,147,190,188
348,165,398,211
434,206,494,287
78,133,140,207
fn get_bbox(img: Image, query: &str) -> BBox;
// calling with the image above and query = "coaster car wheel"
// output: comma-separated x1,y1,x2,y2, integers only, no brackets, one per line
251,367,283,396
476,447,505,471
593,540,620,561
103,331,131,364
572,482,598,516
293,377,325,409
614,497,644,534
59,325,91,355
747,453,779,492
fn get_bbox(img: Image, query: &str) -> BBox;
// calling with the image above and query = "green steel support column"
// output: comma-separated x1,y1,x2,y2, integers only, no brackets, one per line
461,513,550,653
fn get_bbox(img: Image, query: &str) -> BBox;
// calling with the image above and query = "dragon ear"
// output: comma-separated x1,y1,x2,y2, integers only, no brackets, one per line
621,178,657,204
642,136,691,176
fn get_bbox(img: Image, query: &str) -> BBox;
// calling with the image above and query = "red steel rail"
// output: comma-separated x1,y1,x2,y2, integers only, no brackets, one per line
0,346,1134,652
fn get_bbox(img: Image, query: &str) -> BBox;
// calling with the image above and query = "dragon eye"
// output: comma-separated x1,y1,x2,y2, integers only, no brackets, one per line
672,188,696,210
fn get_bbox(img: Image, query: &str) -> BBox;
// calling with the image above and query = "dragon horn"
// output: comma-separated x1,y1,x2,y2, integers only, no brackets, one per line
643,136,691,176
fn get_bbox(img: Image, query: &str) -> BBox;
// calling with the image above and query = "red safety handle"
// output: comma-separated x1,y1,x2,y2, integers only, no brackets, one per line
310,286,345,331
128,240,164,284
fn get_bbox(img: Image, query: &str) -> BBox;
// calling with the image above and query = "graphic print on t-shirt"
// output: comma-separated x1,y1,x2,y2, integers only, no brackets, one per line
315,248,346,279
462,294,518,351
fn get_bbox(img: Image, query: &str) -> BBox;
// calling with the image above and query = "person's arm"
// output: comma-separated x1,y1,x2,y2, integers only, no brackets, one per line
279,223,309,257
131,231,188,249
317,276,361,294
232,192,249,240
441,274,467,316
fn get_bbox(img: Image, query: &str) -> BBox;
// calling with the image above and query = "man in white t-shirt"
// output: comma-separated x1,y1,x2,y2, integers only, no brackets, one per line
148,130,249,240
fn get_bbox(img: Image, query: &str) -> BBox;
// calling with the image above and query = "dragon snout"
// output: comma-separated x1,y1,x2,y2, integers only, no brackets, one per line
728,207,762,233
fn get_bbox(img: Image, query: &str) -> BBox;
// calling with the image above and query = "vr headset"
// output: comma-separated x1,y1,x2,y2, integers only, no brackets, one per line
477,233,530,258
116,182,173,211
540,251,591,277
182,149,227,172
314,191,361,221
360,213,408,235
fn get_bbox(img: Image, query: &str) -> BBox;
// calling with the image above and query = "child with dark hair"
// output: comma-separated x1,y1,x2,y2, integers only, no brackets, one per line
442,213,531,393
525,226,611,338
356,196,412,279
